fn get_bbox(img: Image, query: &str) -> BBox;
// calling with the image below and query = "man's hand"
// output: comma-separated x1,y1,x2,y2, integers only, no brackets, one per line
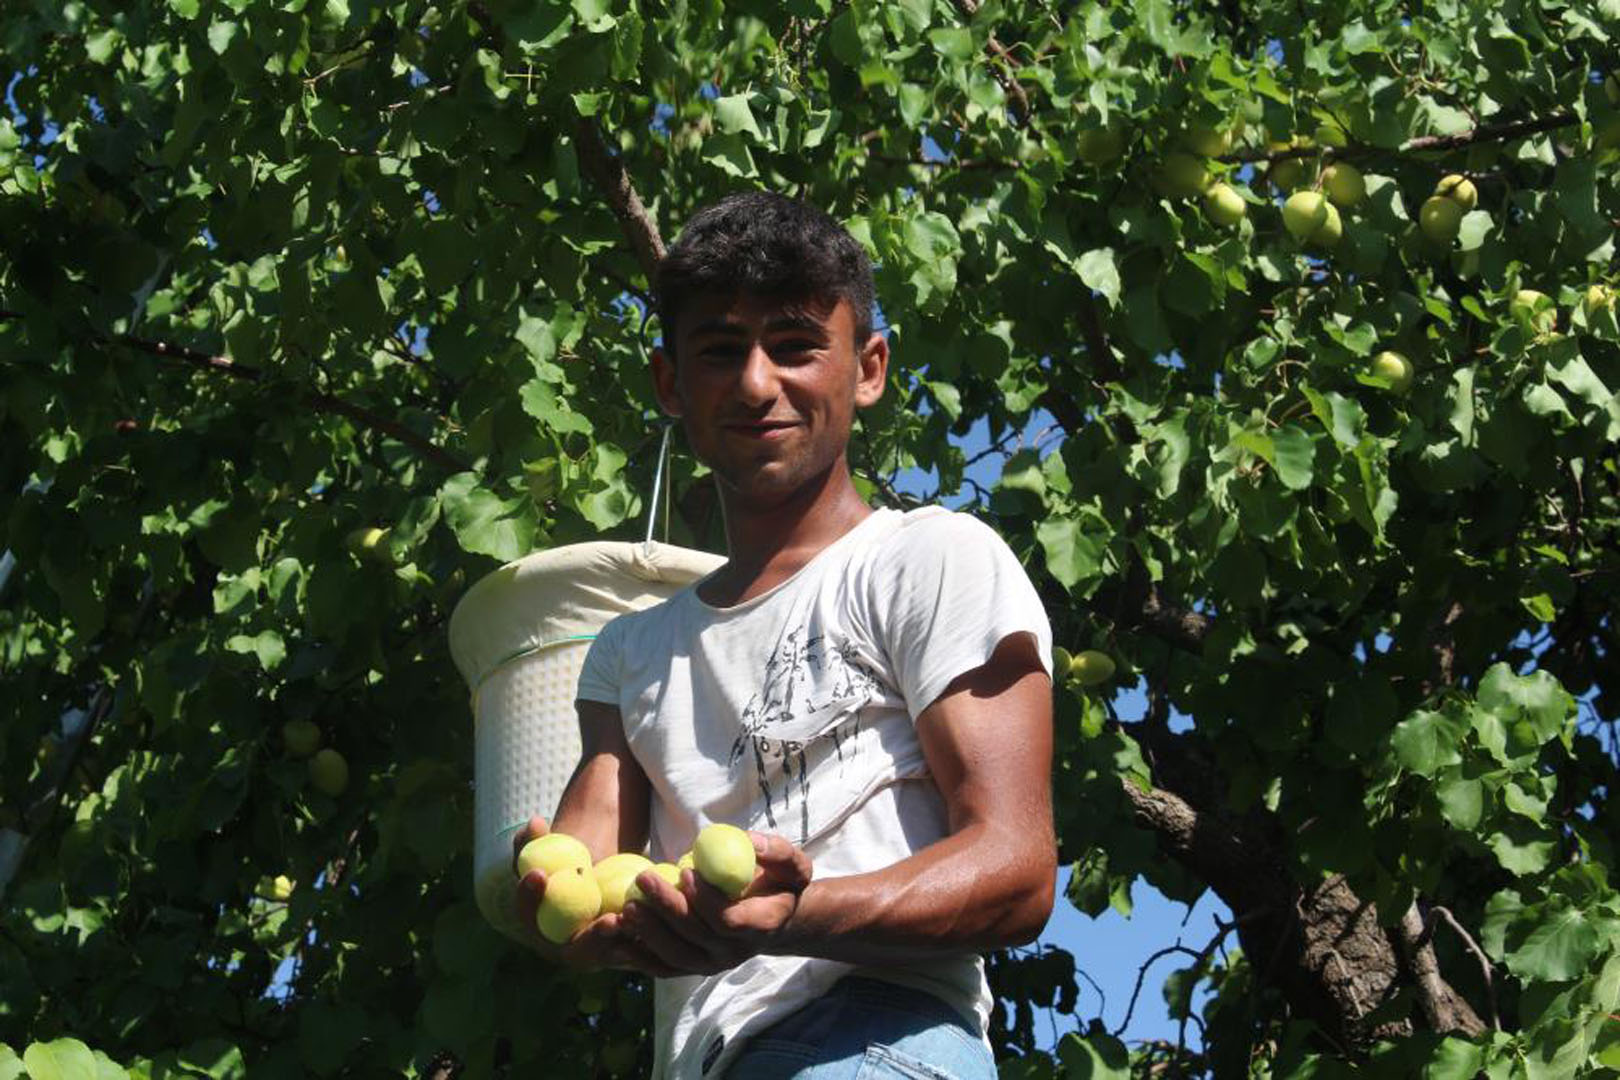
511,816,685,977
617,831,812,976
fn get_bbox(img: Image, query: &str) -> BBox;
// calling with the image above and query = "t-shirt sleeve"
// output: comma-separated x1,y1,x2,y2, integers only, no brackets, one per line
574,612,623,707
866,510,1054,717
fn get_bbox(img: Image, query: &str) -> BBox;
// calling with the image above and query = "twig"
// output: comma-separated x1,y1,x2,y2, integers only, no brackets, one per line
1428,905,1500,1031
1074,964,1108,1018
137,336,466,472
867,153,1019,171
1225,111,1577,164
0,315,470,473
950,0,1030,124
1114,943,1204,1037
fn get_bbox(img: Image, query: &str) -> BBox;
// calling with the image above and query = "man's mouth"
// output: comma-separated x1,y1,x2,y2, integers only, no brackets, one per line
725,420,799,438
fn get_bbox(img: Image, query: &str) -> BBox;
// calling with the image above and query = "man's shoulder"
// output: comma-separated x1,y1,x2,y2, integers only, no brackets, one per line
595,585,696,639
870,504,1009,556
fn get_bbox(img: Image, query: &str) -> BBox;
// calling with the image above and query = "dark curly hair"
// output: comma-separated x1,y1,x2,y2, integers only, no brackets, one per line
655,192,875,354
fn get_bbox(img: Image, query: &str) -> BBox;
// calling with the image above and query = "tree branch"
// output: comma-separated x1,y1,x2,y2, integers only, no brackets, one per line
1,314,470,473
1076,291,1123,383
1422,599,1465,696
1398,904,1487,1037
1227,112,1577,164
950,0,1030,124
1139,581,1214,651
574,118,666,281
1428,904,1500,1031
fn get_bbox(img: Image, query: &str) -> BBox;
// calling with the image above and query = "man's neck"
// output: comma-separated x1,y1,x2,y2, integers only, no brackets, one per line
702,462,874,607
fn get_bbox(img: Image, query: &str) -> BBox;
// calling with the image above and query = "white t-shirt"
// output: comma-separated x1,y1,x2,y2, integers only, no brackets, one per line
575,505,1053,1079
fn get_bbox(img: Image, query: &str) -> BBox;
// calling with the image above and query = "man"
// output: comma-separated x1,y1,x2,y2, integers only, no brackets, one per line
516,192,1055,1079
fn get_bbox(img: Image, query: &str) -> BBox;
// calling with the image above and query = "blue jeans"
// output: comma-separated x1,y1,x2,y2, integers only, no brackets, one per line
724,976,997,1079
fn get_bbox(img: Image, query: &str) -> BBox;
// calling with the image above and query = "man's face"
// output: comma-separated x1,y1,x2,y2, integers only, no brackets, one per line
651,293,888,508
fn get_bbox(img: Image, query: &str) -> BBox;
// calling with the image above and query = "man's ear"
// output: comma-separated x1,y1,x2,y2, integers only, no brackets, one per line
650,346,682,417
854,332,889,409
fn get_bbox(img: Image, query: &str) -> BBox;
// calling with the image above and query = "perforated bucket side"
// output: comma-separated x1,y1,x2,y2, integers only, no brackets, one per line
472,641,591,941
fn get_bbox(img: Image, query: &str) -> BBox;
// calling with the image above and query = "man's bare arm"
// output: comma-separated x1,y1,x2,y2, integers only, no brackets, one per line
762,632,1056,963
547,699,651,862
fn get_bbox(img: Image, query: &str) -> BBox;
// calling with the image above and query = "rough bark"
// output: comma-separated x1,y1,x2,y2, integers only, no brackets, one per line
574,118,666,277
1114,751,1487,1052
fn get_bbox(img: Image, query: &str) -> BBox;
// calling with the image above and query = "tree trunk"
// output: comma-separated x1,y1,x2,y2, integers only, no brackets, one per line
1116,770,1486,1051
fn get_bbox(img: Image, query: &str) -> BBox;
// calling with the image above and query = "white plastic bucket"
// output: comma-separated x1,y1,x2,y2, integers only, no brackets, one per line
449,540,724,941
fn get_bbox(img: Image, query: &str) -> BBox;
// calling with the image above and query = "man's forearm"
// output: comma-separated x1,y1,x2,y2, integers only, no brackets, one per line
765,823,1055,965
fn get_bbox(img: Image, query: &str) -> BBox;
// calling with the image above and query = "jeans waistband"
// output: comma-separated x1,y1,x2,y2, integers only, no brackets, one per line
827,975,973,1032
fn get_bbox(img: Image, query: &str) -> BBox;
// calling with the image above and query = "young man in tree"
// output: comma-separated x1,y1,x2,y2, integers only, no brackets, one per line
515,192,1056,1079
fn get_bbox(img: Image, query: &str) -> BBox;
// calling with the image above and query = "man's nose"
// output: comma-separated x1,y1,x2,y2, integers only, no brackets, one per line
735,341,779,404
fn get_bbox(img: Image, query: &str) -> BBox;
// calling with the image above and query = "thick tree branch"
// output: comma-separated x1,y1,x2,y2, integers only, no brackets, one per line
574,119,666,281
1399,904,1488,1037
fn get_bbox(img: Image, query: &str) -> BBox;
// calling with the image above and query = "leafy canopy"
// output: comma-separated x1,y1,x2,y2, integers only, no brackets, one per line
1,0,1618,1076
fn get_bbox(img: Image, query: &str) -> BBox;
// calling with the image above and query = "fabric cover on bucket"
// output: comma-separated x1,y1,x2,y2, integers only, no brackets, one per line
449,540,725,941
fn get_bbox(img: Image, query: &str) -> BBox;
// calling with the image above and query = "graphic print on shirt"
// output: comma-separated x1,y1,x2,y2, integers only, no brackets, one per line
729,626,882,842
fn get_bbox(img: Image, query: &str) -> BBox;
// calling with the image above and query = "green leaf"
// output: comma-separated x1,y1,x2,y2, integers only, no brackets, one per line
927,27,974,61
177,1038,242,1079
1077,248,1121,305
1481,890,1524,960
1423,1037,1486,1080
0,1046,25,1080
1139,0,1211,56
1519,592,1556,623
225,630,286,672
1302,386,1366,448
1057,1030,1130,1079
24,1038,99,1080
1390,710,1464,777
1457,209,1493,252
439,473,539,563
903,210,961,262
572,0,614,28
1489,820,1558,876
700,133,756,178
713,95,766,142
1507,904,1602,982
520,377,594,436
1435,773,1483,830
84,27,124,64
1271,425,1315,490
998,449,1046,497
206,20,239,53
1036,514,1110,592
1477,665,1571,748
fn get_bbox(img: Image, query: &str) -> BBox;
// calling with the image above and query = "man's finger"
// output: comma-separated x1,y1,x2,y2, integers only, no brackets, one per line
510,815,550,872
684,868,744,935
515,868,548,928
748,832,812,893
573,914,686,977
622,900,724,974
